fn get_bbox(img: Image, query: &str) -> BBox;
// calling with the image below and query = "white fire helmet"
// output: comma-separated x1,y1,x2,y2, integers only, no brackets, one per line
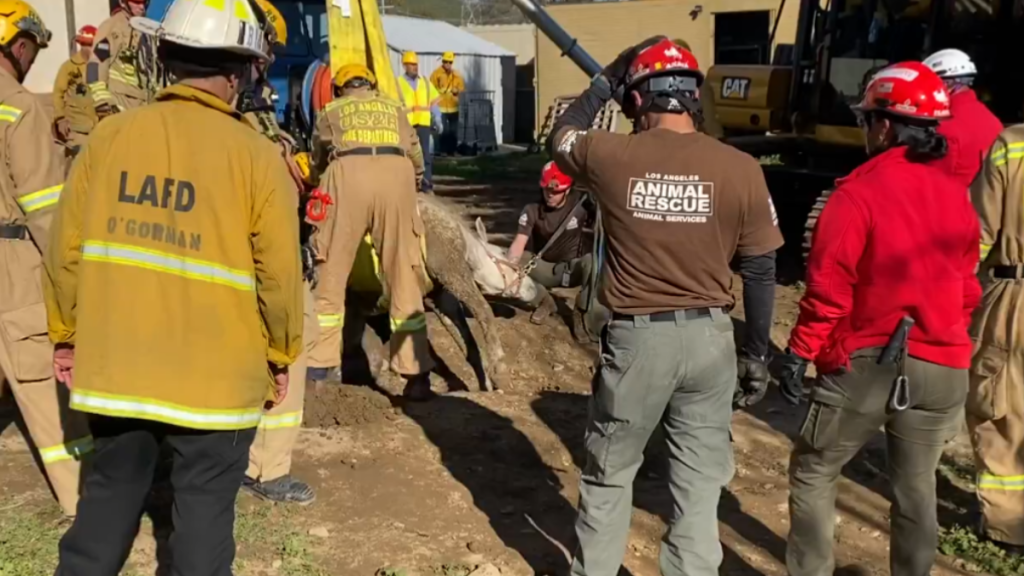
923,48,977,79
130,0,267,59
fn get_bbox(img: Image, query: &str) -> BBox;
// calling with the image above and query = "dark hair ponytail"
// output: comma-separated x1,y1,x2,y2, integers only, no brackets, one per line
892,121,948,161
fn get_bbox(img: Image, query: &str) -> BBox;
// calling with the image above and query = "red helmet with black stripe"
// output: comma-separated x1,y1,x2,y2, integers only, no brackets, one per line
540,161,572,193
623,39,703,118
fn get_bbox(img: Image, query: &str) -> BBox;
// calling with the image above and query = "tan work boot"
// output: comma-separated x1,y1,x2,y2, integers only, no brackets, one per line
530,291,558,324
572,309,595,345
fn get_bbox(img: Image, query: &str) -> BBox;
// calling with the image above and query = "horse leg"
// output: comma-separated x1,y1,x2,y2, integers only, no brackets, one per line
434,287,490,391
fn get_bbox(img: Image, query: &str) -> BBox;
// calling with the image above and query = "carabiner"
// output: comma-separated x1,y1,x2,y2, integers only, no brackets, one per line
305,188,333,222
889,375,911,412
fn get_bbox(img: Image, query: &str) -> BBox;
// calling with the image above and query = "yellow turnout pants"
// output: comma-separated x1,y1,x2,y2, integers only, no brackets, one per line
968,278,1024,545
248,282,317,482
0,310,91,515
309,155,433,376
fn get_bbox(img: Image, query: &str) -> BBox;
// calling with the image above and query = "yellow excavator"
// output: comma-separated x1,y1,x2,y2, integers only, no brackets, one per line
512,0,1022,266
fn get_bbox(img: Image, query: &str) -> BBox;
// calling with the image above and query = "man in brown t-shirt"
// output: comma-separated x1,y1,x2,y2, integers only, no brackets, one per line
507,161,597,341
548,37,783,576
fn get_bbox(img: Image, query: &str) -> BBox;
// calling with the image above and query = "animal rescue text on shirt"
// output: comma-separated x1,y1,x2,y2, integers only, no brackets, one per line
627,173,713,223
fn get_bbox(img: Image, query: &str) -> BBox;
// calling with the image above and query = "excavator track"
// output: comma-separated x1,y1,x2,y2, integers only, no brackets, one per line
802,188,834,263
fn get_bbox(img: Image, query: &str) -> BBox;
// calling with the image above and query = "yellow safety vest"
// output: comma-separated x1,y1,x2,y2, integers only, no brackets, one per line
398,75,436,127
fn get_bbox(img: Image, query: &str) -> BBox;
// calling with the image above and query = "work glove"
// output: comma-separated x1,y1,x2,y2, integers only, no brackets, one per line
777,348,810,406
301,244,319,288
735,355,770,408
602,35,669,94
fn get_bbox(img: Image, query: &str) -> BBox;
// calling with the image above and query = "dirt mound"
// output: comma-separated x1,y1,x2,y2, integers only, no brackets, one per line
303,383,398,428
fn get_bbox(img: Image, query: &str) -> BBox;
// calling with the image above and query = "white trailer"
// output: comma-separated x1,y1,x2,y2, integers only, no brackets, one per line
23,0,112,94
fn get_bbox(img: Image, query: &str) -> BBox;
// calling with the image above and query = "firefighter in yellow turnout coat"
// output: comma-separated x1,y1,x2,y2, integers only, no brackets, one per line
969,125,1024,548
310,63,434,399
46,0,303,570
0,0,92,518
240,0,319,505
64,0,152,151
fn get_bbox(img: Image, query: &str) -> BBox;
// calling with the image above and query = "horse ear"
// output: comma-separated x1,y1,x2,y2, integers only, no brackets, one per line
475,217,488,244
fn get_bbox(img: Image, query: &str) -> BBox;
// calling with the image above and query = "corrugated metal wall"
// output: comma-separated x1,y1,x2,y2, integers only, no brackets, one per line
536,0,802,133
463,24,537,143
389,49,515,144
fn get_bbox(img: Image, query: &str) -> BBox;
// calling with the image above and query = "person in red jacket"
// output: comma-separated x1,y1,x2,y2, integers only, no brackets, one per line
923,48,1003,187
778,62,981,576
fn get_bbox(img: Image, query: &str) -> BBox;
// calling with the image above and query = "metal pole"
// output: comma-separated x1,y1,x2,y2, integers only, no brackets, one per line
64,0,77,56
508,0,601,78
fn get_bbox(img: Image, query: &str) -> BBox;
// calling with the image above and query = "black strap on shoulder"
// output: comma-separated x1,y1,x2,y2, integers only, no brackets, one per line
534,191,588,262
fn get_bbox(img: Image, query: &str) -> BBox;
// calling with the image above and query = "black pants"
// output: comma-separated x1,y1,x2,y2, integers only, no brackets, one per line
440,112,459,155
56,416,257,576
415,125,434,192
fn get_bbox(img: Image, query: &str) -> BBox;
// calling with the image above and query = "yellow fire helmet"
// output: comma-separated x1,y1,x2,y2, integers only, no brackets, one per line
442,51,454,62
293,151,312,185
253,0,287,46
333,63,376,88
0,0,51,48
402,51,417,65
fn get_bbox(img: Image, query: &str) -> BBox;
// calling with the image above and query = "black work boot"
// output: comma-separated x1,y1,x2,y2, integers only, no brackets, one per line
306,366,339,385
243,475,316,505
402,373,434,401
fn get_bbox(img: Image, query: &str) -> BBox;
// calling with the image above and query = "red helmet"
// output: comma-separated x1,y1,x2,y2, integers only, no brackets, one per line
855,61,951,121
540,161,572,193
625,38,704,90
76,25,96,46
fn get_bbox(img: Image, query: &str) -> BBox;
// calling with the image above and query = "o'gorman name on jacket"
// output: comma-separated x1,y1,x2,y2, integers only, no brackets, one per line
105,217,202,252
118,171,196,213
627,177,714,223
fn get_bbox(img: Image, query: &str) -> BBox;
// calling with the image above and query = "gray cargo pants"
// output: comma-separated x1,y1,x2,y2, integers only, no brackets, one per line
530,255,593,310
570,308,736,576
787,348,967,576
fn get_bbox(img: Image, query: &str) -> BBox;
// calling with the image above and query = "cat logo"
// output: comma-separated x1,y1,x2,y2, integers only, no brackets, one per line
721,77,751,100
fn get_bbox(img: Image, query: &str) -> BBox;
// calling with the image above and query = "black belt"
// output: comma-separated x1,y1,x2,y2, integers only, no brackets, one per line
336,146,405,158
0,224,28,240
992,265,1024,280
612,307,713,323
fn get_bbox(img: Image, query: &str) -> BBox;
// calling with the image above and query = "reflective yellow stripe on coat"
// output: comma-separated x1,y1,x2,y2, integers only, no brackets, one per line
990,142,1024,167
71,389,264,430
17,184,62,213
0,104,22,123
980,243,993,260
82,240,255,291
39,436,94,463
978,473,1024,491
398,76,433,127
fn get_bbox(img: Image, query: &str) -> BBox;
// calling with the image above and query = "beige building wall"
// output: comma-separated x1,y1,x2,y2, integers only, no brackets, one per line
463,24,536,65
536,0,801,133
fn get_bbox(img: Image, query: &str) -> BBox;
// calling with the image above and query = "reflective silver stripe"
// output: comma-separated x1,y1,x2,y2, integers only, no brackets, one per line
318,314,342,327
71,390,263,430
82,241,255,291
16,184,62,213
258,410,302,430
